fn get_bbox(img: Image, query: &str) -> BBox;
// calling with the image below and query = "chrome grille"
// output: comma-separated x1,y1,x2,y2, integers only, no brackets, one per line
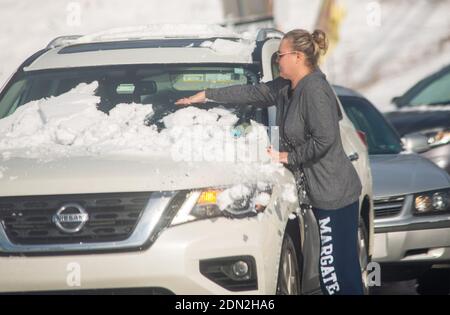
0,193,151,245
373,195,405,218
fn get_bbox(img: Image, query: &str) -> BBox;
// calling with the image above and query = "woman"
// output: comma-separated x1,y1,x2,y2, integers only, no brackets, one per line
175,29,364,295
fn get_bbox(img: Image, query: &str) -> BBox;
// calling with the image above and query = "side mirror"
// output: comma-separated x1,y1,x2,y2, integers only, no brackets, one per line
402,133,430,153
391,96,402,108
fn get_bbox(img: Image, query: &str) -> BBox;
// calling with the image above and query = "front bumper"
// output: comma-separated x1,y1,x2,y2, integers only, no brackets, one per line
0,217,282,294
374,226,450,263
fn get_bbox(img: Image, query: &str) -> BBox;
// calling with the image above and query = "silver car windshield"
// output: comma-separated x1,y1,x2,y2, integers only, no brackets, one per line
339,95,403,155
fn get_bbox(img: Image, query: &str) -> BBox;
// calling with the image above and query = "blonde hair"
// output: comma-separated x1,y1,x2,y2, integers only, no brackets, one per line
283,29,329,69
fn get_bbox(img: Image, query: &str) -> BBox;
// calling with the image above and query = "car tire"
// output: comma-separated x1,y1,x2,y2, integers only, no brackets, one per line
358,218,370,295
276,233,302,295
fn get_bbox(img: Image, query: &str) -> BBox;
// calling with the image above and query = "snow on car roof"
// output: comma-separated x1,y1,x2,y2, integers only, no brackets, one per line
73,24,243,43
25,44,256,71
25,25,257,71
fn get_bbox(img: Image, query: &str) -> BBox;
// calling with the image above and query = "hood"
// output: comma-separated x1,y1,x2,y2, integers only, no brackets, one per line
0,154,287,197
385,108,450,136
369,154,450,198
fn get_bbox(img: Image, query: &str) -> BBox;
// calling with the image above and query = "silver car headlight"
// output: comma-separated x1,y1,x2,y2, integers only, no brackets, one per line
414,189,450,214
170,183,273,226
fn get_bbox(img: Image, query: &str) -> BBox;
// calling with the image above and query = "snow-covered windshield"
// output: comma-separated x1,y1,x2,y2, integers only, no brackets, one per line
0,65,271,162
0,65,261,120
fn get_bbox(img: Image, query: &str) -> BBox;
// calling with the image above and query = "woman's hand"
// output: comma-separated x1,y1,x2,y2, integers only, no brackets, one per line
267,146,289,164
175,91,207,106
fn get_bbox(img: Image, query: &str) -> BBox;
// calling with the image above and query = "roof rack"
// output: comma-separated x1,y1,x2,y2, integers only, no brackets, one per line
71,25,242,45
46,35,83,49
255,28,284,42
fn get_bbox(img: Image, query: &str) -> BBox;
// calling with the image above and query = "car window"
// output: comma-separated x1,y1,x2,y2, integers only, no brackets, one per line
271,52,280,79
0,65,268,127
339,95,403,155
409,71,450,106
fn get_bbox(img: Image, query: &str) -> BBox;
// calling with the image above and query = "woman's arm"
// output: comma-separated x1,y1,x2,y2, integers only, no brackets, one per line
287,84,339,166
175,77,288,107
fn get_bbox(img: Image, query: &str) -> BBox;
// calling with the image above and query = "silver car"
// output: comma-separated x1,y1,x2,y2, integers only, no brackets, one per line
335,85,450,283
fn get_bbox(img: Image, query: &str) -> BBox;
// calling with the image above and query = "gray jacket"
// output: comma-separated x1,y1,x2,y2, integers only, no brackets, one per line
206,69,362,210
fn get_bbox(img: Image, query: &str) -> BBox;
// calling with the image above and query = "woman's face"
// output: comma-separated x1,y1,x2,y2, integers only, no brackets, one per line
277,38,304,80
277,39,297,80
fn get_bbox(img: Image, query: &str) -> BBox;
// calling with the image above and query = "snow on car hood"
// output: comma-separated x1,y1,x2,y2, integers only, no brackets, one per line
370,154,450,198
0,82,290,196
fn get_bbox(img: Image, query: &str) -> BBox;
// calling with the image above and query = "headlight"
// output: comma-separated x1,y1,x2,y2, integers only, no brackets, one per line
414,189,450,214
426,129,450,147
170,183,273,226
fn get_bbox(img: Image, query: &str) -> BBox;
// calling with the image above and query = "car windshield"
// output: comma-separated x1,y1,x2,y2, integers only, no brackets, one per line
339,95,403,155
409,71,450,106
0,64,267,127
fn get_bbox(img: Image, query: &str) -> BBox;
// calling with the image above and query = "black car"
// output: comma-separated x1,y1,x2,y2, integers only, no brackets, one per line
385,64,450,173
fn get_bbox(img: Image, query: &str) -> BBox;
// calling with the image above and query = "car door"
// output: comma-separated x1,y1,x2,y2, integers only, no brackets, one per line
260,36,321,294
336,96,371,189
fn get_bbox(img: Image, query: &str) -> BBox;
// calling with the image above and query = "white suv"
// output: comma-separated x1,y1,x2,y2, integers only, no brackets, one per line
0,25,373,294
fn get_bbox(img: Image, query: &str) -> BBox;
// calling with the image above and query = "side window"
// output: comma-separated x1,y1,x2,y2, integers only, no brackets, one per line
410,72,450,106
0,78,27,119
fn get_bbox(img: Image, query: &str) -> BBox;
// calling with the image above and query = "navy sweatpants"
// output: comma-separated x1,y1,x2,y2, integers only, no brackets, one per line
312,201,364,295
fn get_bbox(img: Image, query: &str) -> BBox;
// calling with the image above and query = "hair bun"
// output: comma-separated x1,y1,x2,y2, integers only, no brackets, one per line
312,29,329,54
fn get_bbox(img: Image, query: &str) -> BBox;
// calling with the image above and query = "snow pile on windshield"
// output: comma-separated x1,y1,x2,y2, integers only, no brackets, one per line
75,24,241,43
0,81,270,164
162,106,239,128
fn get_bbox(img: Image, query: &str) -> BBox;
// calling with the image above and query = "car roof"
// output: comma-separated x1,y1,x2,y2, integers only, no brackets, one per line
24,45,255,71
395,63,450,106
24,25,284,72
332,84,366,99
